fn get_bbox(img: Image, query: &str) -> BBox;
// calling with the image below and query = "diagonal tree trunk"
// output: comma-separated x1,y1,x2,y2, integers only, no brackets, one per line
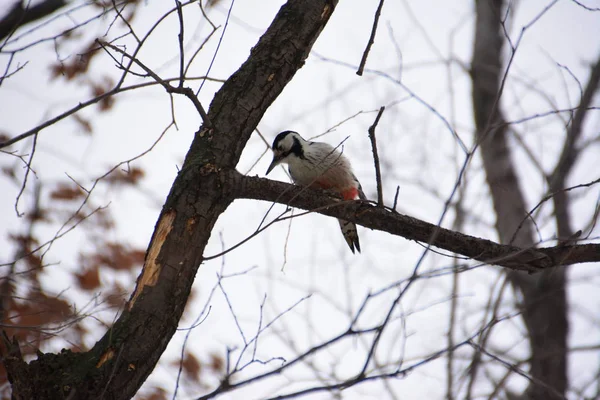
471,1,571,398
1,1,339,398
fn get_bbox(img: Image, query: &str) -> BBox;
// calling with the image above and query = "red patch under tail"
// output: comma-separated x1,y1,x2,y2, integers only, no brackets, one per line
341,187,359,201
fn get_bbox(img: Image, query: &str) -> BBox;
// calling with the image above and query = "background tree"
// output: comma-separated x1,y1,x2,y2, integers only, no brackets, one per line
1,0,599,399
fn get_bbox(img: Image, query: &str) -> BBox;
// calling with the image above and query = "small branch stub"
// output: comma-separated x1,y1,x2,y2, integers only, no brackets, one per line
368,106,385,206
357,0,385,76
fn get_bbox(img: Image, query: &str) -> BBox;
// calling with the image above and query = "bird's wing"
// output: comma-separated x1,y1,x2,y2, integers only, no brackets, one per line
353,173,367,200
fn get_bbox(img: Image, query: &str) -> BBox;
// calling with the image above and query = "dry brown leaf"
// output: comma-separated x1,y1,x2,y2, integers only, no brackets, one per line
75,267,101,290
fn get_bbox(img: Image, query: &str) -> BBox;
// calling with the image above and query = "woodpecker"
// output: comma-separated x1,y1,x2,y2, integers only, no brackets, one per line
266,130,366,253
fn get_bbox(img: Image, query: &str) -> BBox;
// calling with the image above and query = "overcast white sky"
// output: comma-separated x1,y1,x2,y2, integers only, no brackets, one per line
1,1,599,398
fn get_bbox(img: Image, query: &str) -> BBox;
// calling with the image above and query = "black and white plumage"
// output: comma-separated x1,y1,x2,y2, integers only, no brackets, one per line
266,131,366,253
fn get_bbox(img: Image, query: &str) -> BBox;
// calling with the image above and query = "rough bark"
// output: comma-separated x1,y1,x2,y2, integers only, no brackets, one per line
236,173,599,272
1,1,338,398
471,1,573,398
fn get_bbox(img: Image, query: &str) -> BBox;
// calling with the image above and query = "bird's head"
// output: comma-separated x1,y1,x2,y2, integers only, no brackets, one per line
266,130,306,175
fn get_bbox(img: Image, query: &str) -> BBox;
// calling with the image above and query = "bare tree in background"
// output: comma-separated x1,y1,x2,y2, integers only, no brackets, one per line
472,1,600,398
0,0,599,399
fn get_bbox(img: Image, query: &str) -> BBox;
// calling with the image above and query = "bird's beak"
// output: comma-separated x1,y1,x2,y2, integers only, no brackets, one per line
266,154,281,175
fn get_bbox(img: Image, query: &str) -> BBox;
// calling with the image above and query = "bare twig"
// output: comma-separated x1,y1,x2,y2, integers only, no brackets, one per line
392,185,400,211
30,123,173,262
309,109,380,141
509,177,600,246
0,54,28,86
356,0,385,76
98,40,212,128
0,0,67,43
175,0,185,88
313,52,469,153
0,75,223,149
198,0,217,30
14,133,38,217
549,52,600,192
110,0,139,43
570,0,600,11
367,106,385,206
196,0,235,96
468,341,565,399
183,21,219,77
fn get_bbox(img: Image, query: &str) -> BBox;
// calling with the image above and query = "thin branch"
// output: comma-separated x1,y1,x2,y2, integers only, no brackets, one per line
218,277,248,345
110,0,139,43
14,133,38,217
356,0,385,76
196,0,235,96
570,0,600,11
202,208,291,260
198,0,217,30
183,12,219,77
0,75,223,149
550,52,600,187
468,341,565,399
509,177,600,245
197,326,378,400
0,54,28,86
367,106,385,206
225,331,478,400
175,0,185,88
313,52,469,153
98,40,212,127
392,185,400,211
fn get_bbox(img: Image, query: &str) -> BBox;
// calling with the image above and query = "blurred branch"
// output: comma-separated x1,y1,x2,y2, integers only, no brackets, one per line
199,294,478,400
98,40,212,128
0,0,67,42
468,340,564,399
471,0,570,398
14,133,38,217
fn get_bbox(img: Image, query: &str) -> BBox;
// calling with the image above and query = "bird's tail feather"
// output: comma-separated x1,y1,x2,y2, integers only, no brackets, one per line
339,219,361,253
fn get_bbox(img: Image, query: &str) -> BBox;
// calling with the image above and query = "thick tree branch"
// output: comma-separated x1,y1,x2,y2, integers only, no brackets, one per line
236,172,600,272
